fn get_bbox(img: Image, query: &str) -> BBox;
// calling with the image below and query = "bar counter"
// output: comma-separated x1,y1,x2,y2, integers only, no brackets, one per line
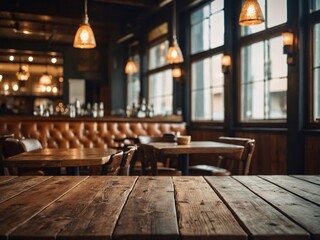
0,175,319,240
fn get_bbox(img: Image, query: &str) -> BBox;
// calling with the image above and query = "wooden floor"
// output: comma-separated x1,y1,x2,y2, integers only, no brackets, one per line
0,175,319,240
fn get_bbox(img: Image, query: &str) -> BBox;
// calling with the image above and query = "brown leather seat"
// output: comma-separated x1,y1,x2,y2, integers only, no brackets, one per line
189,136,256,176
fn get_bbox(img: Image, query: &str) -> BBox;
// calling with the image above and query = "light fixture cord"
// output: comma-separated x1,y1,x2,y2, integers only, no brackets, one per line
85,0,88,15
173,0,176,39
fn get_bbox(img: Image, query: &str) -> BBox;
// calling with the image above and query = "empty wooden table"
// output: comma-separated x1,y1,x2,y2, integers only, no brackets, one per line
147,141,244,175
0,175,319,239
3,148,117,175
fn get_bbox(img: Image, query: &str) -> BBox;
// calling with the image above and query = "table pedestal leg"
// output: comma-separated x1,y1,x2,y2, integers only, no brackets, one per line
178,154,189,176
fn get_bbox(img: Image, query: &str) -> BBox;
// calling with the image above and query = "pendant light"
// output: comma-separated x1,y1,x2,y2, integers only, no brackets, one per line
166,0,184,64
239,0,265,26
39,56,52,86
73,0,96,49
125,43,138,74
16,63,30,81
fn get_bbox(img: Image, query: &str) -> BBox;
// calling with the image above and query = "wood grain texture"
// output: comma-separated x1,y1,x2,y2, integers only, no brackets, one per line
205,176,309,240
3,148,117,168
113,176,179,240
0,175,17,184
10,176,137,240
234,176,320,239
0,176,52,204
260,175,320,206
0,176,87,239
292,175,320,185
173,176,247,240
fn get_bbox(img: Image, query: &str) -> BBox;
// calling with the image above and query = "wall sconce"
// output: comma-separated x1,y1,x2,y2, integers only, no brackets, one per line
221,55,231,74
172,67,182,78
282,32,294,64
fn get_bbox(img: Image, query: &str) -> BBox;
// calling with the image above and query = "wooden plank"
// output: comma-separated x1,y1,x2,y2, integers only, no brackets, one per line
113,176,179,240
205,176,309,240
0,176,52,204
291,175,320,185
0,176,88,239
10,176,137,240
234,176,320,240
260,175,320,206
0,176,17,184
173,176,247,240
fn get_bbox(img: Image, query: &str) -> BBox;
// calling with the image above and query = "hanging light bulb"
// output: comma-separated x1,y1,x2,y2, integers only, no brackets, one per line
16,63,30,81
73,0,96,49
125,60,138,74
239,0,265,26
166,0,184,64
39,57,52,86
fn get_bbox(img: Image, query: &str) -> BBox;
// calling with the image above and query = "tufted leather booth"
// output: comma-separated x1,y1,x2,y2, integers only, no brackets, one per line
0,117,186,149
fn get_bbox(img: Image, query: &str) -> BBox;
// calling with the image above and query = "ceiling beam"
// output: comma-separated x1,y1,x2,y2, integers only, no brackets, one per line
92,0,156,8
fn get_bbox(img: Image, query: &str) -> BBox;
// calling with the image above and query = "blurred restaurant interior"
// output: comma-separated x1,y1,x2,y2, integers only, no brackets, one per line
0,0,319,175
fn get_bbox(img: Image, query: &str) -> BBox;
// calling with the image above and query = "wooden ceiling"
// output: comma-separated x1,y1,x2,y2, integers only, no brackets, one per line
0,0,173,45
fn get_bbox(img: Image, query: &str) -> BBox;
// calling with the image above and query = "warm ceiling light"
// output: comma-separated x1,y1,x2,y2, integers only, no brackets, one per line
28,56,33,62
172,67,182,78
239,0,265,26
0,74,3,82
51,57,57,63
16,64,30,81
13,84,19,91
9,56,14,61
73,0,96,49
125,60,138,74
166,0,184,64
39,72,52,86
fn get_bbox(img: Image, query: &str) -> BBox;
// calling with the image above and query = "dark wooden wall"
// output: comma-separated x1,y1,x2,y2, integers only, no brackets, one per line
189,129,320,175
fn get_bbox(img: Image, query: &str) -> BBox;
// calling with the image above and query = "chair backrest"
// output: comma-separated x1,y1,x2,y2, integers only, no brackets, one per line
139,143,159,175
119,145,137,176
3,138,24,159
19,138,43,152
217,136,256,175
101,151,124,176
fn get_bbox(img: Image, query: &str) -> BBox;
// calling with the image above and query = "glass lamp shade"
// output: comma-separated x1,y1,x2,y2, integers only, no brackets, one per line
73,16,96,49
125,60,138,74
166,39,184,64
39,72,52,86
239,0,265,26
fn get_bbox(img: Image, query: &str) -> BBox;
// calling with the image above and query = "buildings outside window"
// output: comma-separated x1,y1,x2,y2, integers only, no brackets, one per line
190,0,225,122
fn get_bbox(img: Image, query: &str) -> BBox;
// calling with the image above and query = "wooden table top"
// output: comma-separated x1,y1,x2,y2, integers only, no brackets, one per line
148,141,244,155
0,175,319,240
3,148,117,168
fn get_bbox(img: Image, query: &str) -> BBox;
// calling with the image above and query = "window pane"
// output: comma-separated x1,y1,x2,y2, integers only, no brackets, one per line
311,0,320,11
269,36,287,79
210,11,224,48
241,42,264,83
148,40,168,70
267,0,287,28
191,54,224,121
191,4,210,25
191,20,210,54
241,37,287,121
314,23,320,120
148,70,173,116
211,0,224,13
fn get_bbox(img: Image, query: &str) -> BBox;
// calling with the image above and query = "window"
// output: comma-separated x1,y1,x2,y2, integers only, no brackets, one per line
241,0,287,36
190,0,225,122
147,23,173,116
311,0,320,11
149,69,173,116
191,54,224,121
127,53,140,107
241,36,287,121
312,23,320,121
191,0,224,54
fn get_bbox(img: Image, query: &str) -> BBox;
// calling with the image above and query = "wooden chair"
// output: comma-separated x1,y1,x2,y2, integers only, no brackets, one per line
189,136,256,176
101,151,124,176
138,140,181,176
3,138,45,176
119,145,137,176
